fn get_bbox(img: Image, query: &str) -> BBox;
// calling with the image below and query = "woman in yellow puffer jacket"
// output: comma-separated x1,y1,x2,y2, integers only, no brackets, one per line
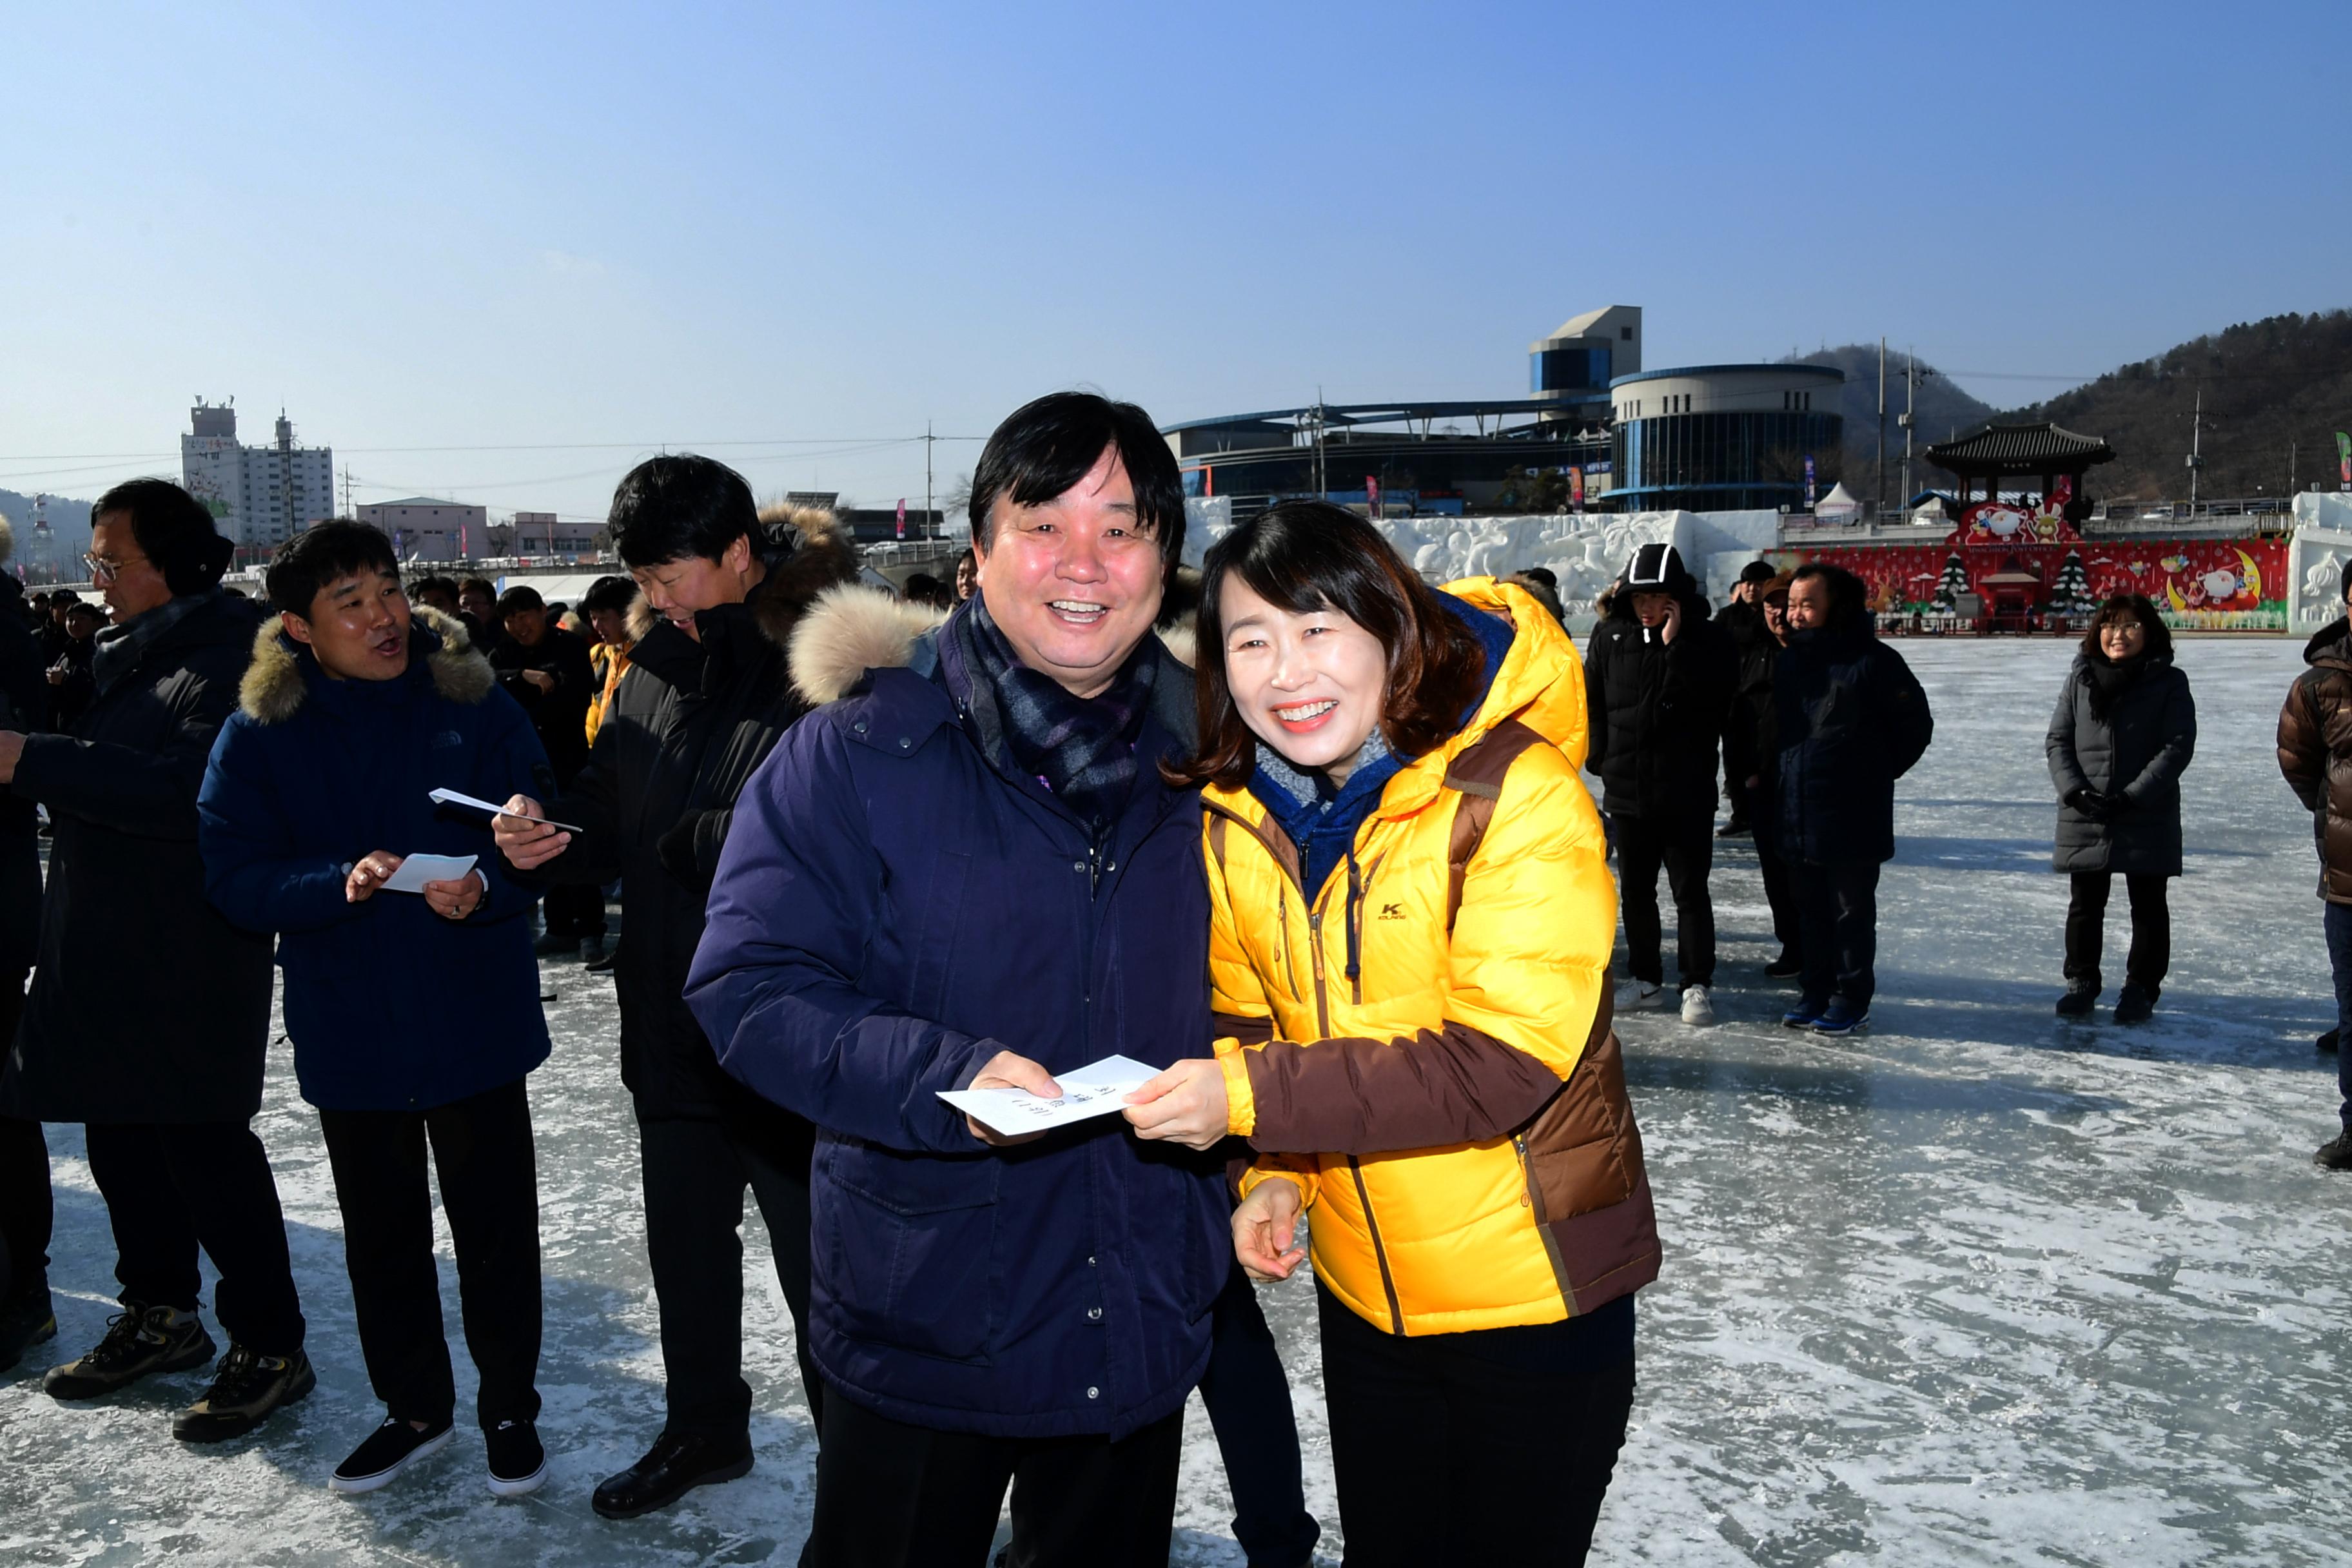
1122,500,1658,1567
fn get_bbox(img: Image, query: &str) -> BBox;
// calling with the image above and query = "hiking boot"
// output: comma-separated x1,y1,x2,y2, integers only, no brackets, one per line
173,1344,315,1443
1812,1000,1871,1037
1763,952,1803,979
1615,981,1665,1012
2318,1027,2339,1055
1781,997,1830,1029
2113,984,2157,1026
44,1304,215,1400
1679,985,1716,1026
1716,819,1750,839
487,1418,548,1497
2055,983,2099,1019
0,1290,57,1374
2315,1131,2352,1171
330,1415,455,1494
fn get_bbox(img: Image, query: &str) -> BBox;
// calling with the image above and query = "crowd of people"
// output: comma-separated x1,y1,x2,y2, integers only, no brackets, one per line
0,386,2340,1566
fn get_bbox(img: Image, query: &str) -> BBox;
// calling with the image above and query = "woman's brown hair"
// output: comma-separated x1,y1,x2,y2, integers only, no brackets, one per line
2079,593,2172,663
1164,500,1489,791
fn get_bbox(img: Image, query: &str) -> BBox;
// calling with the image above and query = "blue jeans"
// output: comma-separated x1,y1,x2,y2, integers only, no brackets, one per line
2325,902,2352,1133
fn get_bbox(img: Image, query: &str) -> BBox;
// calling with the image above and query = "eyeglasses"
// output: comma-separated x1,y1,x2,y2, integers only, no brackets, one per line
83,553,150,584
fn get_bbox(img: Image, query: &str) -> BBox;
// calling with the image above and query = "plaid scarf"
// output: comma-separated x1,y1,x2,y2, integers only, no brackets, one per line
943,592,1159,834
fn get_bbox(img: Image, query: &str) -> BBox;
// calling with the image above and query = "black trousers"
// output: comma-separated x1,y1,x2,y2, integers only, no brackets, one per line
2063,871,2171,995
83,1120,305,1355
1795,859,1882,1011
808,1387,1183,1568
318,1077,540,1430
542,881,607,940
0,964,51,1304
0,1115,50,1304
1748,785,1801,962
1317,1286,1636,1568
1197,1267,1320,1567
1612,810,1716,987
637,1101,822,1437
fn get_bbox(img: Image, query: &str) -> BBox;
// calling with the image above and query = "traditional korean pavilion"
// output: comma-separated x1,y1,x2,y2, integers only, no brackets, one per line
1926,423,2116,509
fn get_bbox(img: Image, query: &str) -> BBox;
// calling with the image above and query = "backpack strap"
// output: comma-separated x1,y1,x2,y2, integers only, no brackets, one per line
1442,716,1548,932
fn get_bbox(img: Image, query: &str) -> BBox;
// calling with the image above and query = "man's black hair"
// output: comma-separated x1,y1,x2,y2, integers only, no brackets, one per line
968,392,1184,577
606,453,759,568
580,574,636,617
1520,565,1558,591
496,585,545,618
1789,560,1867,623
410,573,460,602
64,600,103,622
265,520,400,617
460,576,498,600
92,477,235,595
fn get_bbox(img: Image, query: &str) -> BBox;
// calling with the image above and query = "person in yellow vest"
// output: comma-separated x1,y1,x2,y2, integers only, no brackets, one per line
580,576,636,751
1122,499,1659,1568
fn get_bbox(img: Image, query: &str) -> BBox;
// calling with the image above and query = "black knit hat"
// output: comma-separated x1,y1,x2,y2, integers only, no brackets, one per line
1738,560,1776,586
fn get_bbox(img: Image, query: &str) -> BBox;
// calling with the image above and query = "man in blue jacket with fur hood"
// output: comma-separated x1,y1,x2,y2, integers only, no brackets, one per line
686,393,1230,1567
199,522,556,1500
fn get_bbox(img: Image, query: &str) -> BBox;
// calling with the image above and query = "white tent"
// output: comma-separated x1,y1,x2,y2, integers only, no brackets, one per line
1812,482,1863,519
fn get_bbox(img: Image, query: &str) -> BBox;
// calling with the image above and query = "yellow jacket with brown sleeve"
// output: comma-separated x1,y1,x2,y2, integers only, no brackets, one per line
1205,577,1660,1336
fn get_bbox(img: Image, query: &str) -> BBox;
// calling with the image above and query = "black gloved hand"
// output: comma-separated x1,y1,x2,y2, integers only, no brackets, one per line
2068,788,2115,822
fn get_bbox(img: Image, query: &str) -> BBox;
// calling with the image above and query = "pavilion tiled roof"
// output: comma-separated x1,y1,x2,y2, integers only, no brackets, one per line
1927,423,2115,473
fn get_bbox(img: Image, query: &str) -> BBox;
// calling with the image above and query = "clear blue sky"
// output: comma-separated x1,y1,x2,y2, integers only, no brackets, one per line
3,0,2344,522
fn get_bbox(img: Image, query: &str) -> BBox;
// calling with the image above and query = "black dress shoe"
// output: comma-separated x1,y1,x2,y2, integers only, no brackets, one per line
592,1429,754,1519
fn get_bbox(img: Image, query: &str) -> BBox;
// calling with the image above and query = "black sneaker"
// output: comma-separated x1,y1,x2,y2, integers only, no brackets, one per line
1716,819,1750,839
2113,984,2157,1026
330,1415,455,1494
584,942,618,974
1763,952,1803,979
2318,1027,2340,1054
2316,1130,2352,1171
2055,984,2099,1019
486,1418,548,1497
0,1291,57,1374
44,1304,215,1400
173,1344,316,1443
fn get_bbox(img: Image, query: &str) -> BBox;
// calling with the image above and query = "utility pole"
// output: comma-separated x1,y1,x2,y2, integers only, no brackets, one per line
2187,387,2205,509
340,465,355,516
1876,337,1887,516
925,422,934,540
1898,348,1917,507
1311,390,1328,500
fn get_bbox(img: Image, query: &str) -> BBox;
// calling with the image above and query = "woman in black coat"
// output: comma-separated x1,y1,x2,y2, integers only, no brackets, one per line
2046,594,2196,1024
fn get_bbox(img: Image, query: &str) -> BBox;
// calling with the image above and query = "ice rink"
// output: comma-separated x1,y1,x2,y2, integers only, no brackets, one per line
3,635,2346,1566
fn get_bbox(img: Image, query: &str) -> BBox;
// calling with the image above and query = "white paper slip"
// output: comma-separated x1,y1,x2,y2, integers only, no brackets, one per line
382,853,478,895
937,1054,1162,1138
427,787,583,834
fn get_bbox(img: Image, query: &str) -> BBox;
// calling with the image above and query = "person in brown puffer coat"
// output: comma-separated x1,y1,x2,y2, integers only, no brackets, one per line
2277,571,2352,1171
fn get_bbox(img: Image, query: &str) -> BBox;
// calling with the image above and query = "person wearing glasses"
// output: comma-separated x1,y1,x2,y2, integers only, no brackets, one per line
0,479,310,1447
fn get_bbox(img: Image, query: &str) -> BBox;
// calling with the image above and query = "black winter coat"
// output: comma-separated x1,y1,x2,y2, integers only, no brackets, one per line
1772,618,1934,865
1,591,275,1124
492,624,596,783
0,576,54,978
1722,626,1780,795
1583,596,1736,820
2045,655,2195,877
536,521,861,1121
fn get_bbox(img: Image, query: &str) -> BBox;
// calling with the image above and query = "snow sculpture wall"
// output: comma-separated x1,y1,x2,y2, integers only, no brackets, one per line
1181,502,1785,615
2289,526,2352,633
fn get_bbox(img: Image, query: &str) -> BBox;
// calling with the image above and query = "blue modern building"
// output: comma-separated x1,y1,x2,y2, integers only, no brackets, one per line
1609,362,1845,513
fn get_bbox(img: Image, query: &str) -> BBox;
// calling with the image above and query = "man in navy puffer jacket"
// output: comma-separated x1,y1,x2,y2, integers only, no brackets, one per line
198,522,556,1501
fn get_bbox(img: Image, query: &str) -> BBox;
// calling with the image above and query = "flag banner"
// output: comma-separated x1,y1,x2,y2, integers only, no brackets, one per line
1365,476,1381,519
895,498,906,540
1804,455,1818,509
2338,432,2350,488
1569,467,1585,511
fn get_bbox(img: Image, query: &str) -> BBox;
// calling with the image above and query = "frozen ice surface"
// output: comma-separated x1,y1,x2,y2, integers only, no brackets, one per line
3,636,2346,1564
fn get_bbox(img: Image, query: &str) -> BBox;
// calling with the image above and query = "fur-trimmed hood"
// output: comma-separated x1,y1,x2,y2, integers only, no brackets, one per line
239,603,496,723
623,502,862,647
788,587,1197,708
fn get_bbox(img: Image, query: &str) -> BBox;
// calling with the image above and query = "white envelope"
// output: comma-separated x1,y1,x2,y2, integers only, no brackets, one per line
937,1054,1161,1138
381,853,478,895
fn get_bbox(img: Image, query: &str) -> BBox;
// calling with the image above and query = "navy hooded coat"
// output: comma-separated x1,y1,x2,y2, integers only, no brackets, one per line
198,608,553,1112
684,590,1228,1441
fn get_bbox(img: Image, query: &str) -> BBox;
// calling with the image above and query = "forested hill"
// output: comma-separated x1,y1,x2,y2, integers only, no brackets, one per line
2001,311,2352,502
